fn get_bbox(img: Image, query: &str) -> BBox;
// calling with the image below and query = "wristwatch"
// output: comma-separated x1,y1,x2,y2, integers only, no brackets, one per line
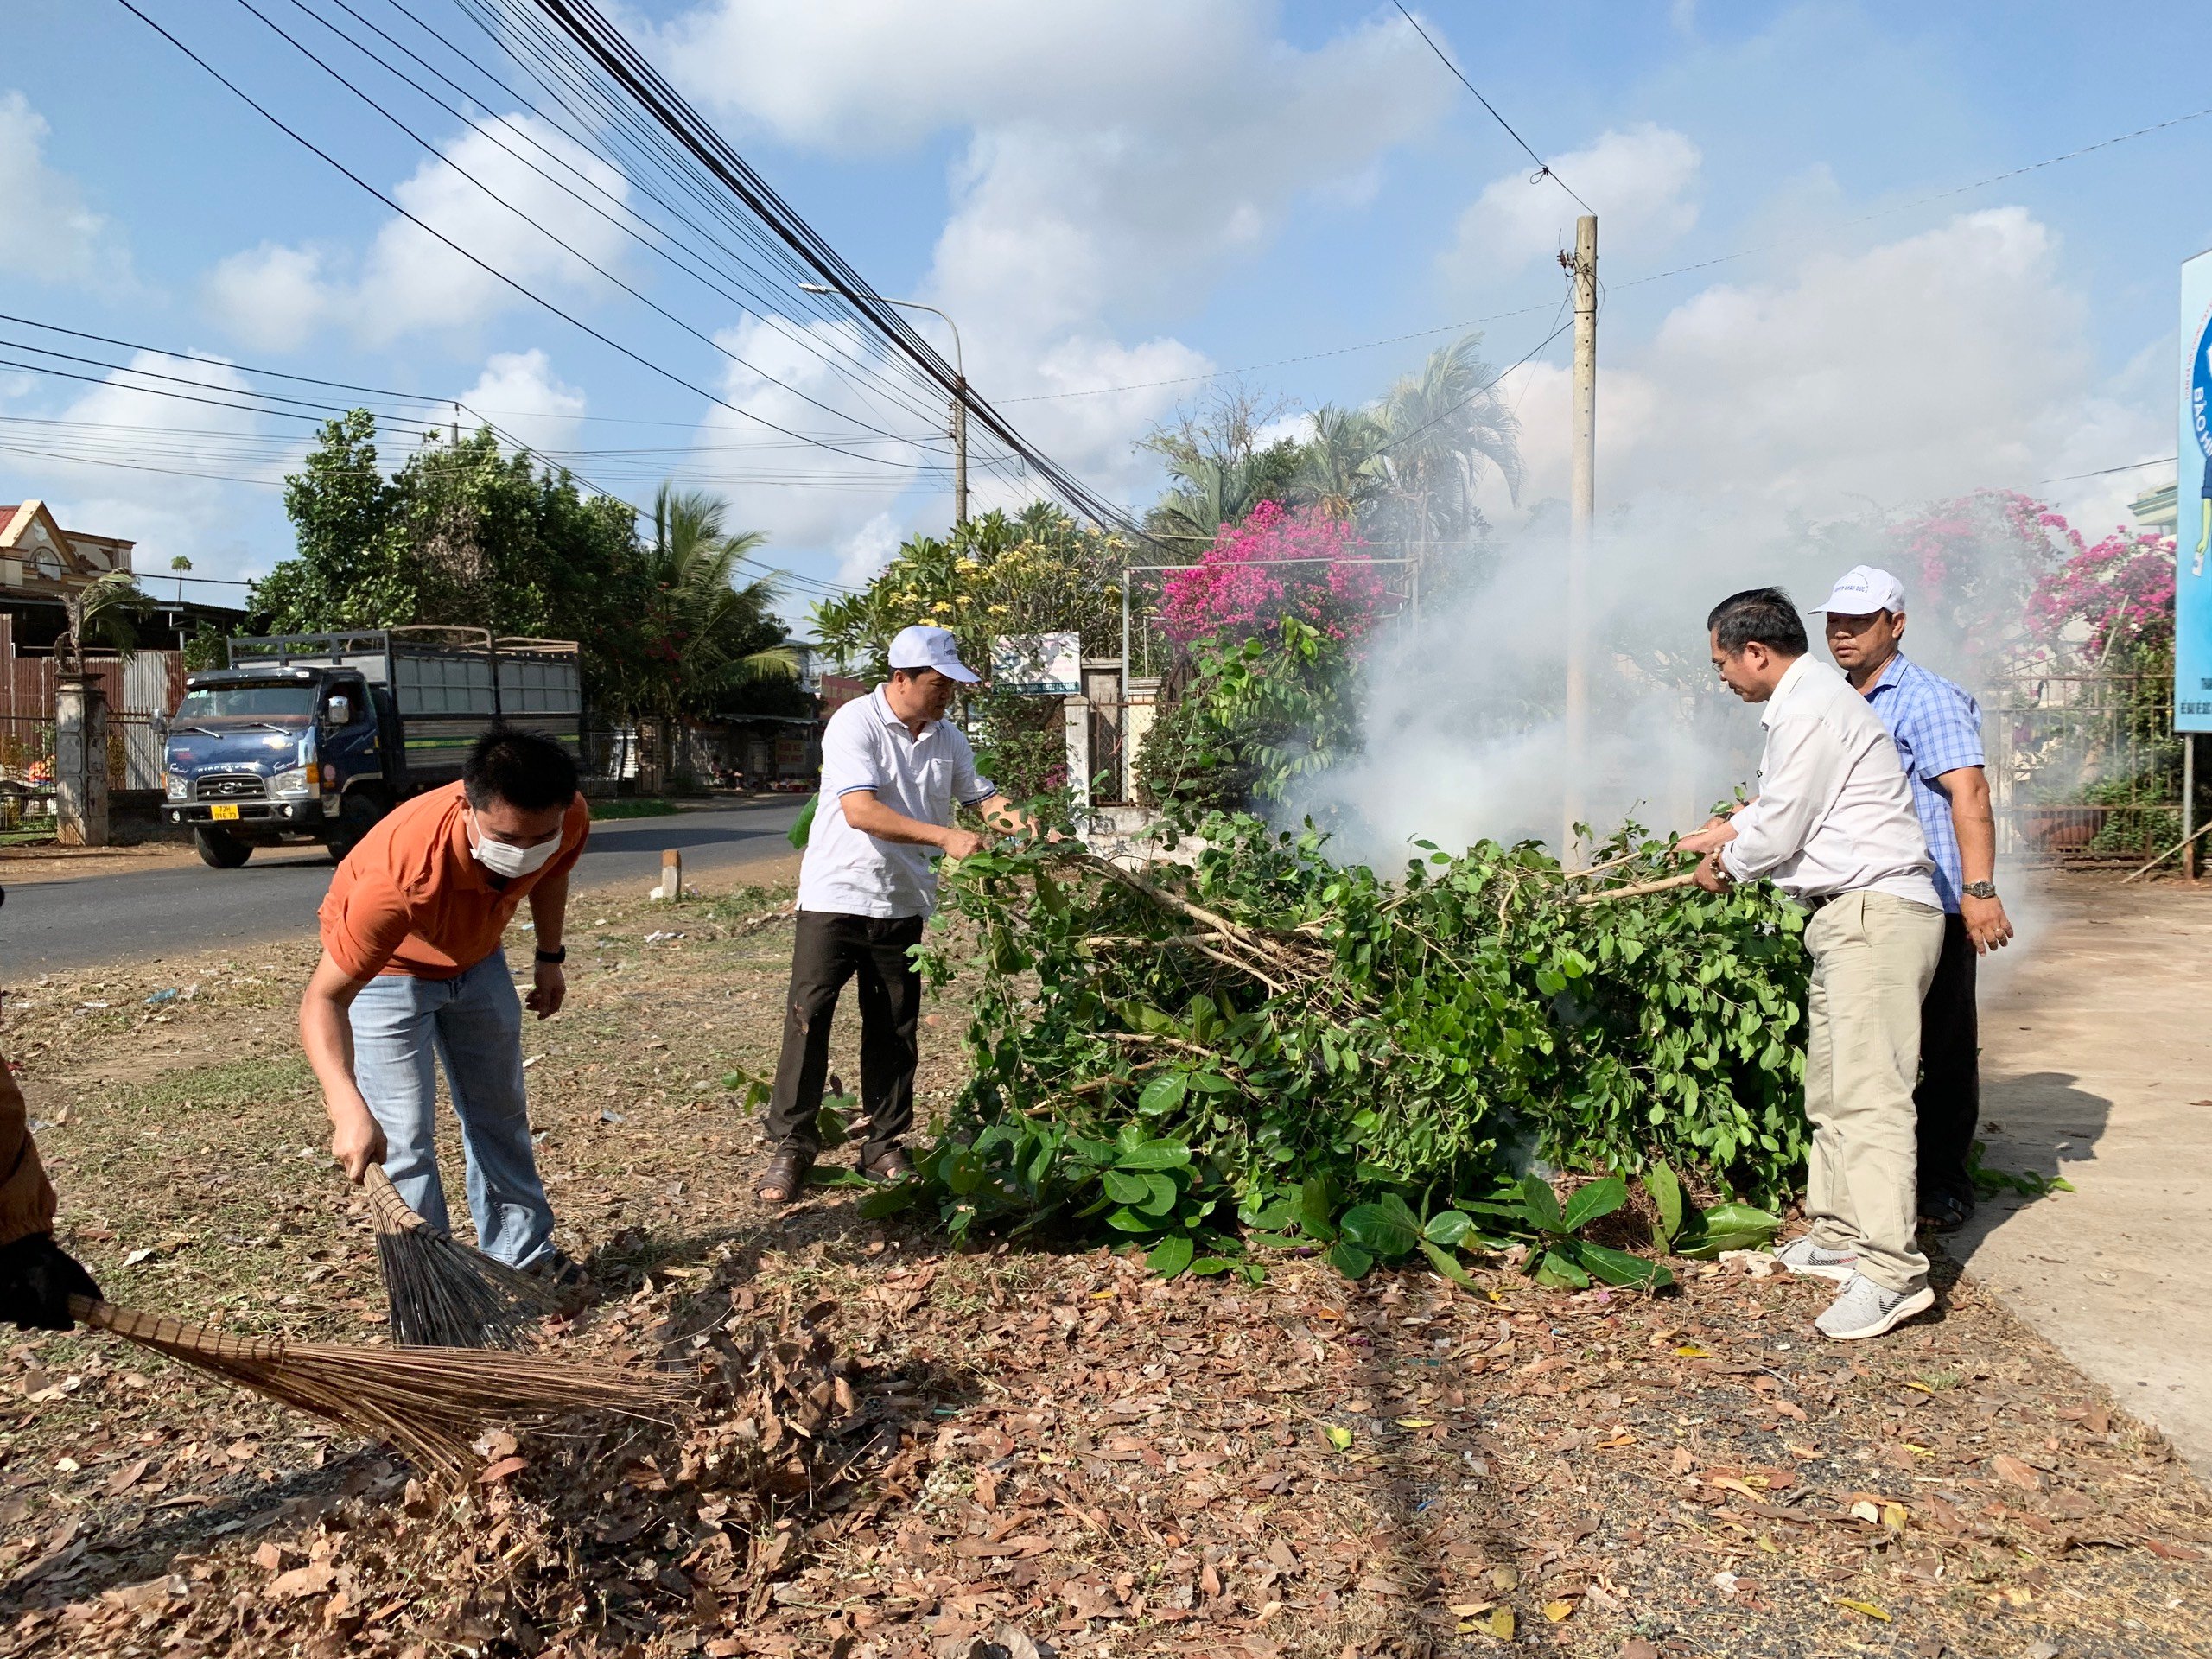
533,944,568,964
1961,881,1999,901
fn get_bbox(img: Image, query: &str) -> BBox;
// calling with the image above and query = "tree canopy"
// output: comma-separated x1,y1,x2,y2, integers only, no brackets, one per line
251,411,787,720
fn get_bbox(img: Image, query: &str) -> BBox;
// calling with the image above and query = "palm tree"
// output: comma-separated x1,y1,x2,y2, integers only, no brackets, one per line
1141,386,1306,543
57,570,146,675
642,484,796,721
1299,404,1386,524
1370,333,1524,563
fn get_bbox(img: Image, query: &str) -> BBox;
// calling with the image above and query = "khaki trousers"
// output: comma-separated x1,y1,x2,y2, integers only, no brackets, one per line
1802,889,1945,1294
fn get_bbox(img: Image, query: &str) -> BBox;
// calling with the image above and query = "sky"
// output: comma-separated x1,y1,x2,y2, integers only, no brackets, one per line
3,0,2209,632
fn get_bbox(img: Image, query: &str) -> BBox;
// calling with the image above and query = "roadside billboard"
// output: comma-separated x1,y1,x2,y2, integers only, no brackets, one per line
2178,248,2212,730
991,632,1080,695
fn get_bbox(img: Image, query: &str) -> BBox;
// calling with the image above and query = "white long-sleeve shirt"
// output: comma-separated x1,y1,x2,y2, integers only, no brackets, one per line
1719,656,1940,908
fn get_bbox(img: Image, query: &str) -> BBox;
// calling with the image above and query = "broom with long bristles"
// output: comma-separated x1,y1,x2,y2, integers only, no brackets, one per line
67,1295,675,1485
364,1165,563,1349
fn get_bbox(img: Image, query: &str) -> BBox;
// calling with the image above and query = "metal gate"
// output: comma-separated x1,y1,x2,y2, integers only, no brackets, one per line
1986,667,2181,860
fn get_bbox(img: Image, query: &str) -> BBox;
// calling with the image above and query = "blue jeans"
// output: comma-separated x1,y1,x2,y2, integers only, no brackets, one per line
347,952,555,1268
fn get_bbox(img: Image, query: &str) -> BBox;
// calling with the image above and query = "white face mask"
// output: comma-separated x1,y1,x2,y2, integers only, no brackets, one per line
468,810,561,880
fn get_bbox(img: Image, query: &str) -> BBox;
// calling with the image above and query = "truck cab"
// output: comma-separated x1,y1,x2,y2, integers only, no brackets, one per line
162,665,390,868
161,627,579,870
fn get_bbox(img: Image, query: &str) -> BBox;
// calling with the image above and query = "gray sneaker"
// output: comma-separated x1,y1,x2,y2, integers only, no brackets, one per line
1815,1273,1935,1341
1773,1235,1859,1283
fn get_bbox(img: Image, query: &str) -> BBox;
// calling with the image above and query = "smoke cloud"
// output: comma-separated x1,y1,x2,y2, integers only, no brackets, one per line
1289,494,2025,873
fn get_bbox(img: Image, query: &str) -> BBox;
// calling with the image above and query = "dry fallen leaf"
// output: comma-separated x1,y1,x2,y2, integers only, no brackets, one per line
267,1562,337,1600
1835,1597,1891,1622
1487,1607,1516,1639
1542,1599,1574,1622
1993,1453,2043,1491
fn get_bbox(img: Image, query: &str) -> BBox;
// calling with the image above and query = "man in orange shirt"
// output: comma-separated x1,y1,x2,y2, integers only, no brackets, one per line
301,729,587,1281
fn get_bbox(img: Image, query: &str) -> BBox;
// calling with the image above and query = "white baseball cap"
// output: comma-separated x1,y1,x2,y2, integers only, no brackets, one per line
1814,564,1906,617
887,623,980,683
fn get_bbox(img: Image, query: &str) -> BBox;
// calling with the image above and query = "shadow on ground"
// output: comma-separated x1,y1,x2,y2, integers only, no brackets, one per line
1944,1069,2113,1272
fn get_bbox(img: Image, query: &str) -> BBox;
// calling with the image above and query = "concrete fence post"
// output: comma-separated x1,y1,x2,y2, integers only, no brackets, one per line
55,673,110,848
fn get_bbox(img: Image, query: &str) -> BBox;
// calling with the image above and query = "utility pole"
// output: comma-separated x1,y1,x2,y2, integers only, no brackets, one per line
952,371,969,527
1561,213,1597,862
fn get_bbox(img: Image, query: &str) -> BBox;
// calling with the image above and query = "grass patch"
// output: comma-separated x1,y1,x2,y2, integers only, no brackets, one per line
588,797,683,821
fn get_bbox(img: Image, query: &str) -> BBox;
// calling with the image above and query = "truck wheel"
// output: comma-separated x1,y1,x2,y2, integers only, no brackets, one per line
325,791,388,863
194,828,253,868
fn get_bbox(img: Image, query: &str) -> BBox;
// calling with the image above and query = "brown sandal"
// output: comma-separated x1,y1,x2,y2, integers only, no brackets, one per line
859,1145,912,1183
758,1147,815,1205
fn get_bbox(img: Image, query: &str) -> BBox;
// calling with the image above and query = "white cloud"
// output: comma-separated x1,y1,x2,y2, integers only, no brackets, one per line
0,90,128,287
459,349,588,456
3,350,285,581
687,315,934,556
653,1,1450,547
201,115,631,350
1473,207,2145,530
202,244,335,353
1444,124,1702,282
834,510,904,586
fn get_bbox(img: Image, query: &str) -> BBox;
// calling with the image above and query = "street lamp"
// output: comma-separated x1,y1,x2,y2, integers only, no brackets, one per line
799,282,966,525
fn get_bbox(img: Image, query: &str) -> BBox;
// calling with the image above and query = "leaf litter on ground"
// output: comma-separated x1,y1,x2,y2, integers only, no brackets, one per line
0,873,2209,1657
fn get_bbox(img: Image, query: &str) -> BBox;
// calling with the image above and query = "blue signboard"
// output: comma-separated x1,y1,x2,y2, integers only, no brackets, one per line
2178,249,2212,731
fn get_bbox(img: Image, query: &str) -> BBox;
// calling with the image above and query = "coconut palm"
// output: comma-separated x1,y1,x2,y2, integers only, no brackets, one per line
56,570,147,675
641,484,795,721
1299,404,1387,524
1369,333,1524,559
1141,386,1306,543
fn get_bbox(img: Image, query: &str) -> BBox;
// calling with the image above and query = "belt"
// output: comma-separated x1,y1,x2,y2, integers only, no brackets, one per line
1804,891,1840,912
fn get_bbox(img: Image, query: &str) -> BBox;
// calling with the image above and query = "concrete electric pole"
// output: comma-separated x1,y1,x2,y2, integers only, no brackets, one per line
1562,213,1597,862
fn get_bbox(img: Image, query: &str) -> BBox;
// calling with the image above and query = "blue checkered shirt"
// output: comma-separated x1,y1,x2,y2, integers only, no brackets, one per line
1862,653,1983,913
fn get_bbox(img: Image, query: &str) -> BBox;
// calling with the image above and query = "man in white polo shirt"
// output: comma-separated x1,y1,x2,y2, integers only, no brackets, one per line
1675,588,1945,1341
757,626,1028,1203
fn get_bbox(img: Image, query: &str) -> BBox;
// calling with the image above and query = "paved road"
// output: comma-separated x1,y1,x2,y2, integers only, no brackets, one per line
1955,872,2212,1481
1,796,808,971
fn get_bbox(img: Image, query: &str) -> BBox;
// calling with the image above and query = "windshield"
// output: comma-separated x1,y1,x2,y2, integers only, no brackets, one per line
175,683,315,721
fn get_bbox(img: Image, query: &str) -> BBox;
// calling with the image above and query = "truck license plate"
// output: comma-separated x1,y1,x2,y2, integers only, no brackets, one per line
210,804,239,822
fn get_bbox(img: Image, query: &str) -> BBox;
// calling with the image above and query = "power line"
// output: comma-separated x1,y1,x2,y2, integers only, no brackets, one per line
2037,456,2177,486
1619,105,2212,296
1365,320,1571,461
292,0,953,432
115,0,936,478
1390,1,1591,215
521,0,1156,546
236,0,937,445
1006,96,2212,409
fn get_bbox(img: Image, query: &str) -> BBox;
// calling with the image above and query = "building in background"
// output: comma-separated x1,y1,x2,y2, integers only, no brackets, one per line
0,499,243,650
2131,477,2177,533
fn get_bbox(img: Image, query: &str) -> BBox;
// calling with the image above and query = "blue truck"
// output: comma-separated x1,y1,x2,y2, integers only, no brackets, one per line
159,626,582,868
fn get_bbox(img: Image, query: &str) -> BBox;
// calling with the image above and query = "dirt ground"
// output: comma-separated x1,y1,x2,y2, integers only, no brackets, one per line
2,872,2209,1658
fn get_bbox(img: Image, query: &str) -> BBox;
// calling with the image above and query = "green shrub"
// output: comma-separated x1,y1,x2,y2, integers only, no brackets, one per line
878,813,1803,1281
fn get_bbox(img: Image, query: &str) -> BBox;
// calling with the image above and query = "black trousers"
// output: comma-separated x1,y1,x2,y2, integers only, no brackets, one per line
765,911,925,1157
1915,912,1980,1204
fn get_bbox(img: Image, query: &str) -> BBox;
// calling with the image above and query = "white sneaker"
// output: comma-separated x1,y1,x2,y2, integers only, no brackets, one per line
1815,1273,1936,1341
1773,1235,1859,1284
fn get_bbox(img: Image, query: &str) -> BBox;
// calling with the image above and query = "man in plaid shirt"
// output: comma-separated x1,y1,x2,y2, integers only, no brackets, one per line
1817,566,2015,1232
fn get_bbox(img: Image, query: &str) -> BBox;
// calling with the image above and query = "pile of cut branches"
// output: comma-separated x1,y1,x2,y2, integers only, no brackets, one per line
880,812,1805,1285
